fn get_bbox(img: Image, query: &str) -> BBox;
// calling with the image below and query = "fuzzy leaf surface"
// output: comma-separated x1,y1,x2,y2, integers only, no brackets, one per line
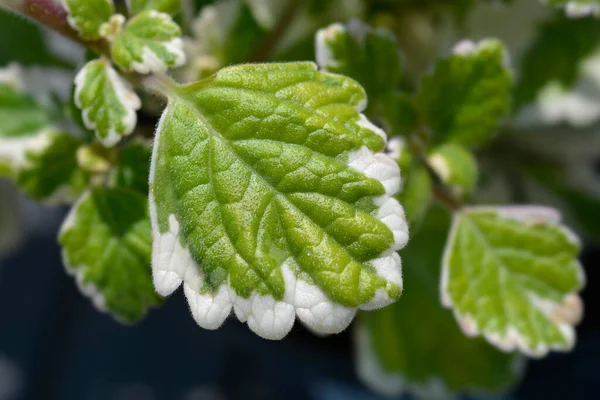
150,62,408,340
442,206,585,356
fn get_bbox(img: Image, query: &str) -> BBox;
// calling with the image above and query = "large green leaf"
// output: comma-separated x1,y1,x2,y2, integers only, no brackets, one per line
62,0,115,40
59,187,162,323
150,62,408,339
442,206,585,356
74,58,141,147
416,39,512,148
356,211,522,399
315,20,402,114
111,10,185,74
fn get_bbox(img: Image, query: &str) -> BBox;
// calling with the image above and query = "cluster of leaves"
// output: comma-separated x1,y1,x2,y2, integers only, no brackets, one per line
1,0,599,399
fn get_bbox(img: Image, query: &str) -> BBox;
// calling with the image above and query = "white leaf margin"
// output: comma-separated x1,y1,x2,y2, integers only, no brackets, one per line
440,205,586,357
74,58,141,147
148,72,409,340
61,0,115,39
124,11,186,74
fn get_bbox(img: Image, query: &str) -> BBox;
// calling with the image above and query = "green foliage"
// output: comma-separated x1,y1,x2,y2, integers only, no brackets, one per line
316,20,402,113
1,2,597,397
127,0,182,15
0,78,51,138
111,10,185,74
63,0,115,40
59,186,162,323
514,15,600,109
428,143,478,199
442,206,585,356
416,39,512,148
357,211,521,398
0,9,64,67
16,131,88,203
74,58,141,146
150,62,407,339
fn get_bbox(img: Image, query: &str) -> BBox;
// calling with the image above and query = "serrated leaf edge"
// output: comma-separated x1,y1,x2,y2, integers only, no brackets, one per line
119,10,186,74
148,86,409,340
74,59,141,147
59,190,109,314
440,205,585,357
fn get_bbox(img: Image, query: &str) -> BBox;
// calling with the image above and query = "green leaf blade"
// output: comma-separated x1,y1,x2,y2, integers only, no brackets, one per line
74,58,141,147
357,212,522,398
316,20,402,113
16,131,88,203
0,65,54,176
112,10,185,74
62,0,115,40
150,62,408,340
442,206,585,357
416,39,512,148
59,187,162,323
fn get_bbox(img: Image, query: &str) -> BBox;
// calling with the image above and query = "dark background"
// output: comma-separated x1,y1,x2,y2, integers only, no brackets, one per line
1,201,599,400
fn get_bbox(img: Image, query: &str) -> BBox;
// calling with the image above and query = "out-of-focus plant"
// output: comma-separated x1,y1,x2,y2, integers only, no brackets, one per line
0,0,598,398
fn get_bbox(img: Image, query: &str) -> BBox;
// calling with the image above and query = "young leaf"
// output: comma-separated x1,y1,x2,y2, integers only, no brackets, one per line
59,187,162,323
150,62,408,340
442,206,585,357
316,20,402,113
357,214,522,399
428,143,478,200
61,0,115,40
112,10,186,74
416,39,512,148
126,0,182,15
16,131,88,204
0,65,53,175
74,58,141,147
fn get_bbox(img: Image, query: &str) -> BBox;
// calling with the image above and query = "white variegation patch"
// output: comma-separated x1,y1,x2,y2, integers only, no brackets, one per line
130,38,186,74
149,101,408,340
74,60,141,147
441,206,584,357
565,2,600,17
315,23,344,70
59,191,107,312
0,129,53,175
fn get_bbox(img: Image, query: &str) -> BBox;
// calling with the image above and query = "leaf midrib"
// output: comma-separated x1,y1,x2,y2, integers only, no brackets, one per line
168,93,388,302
